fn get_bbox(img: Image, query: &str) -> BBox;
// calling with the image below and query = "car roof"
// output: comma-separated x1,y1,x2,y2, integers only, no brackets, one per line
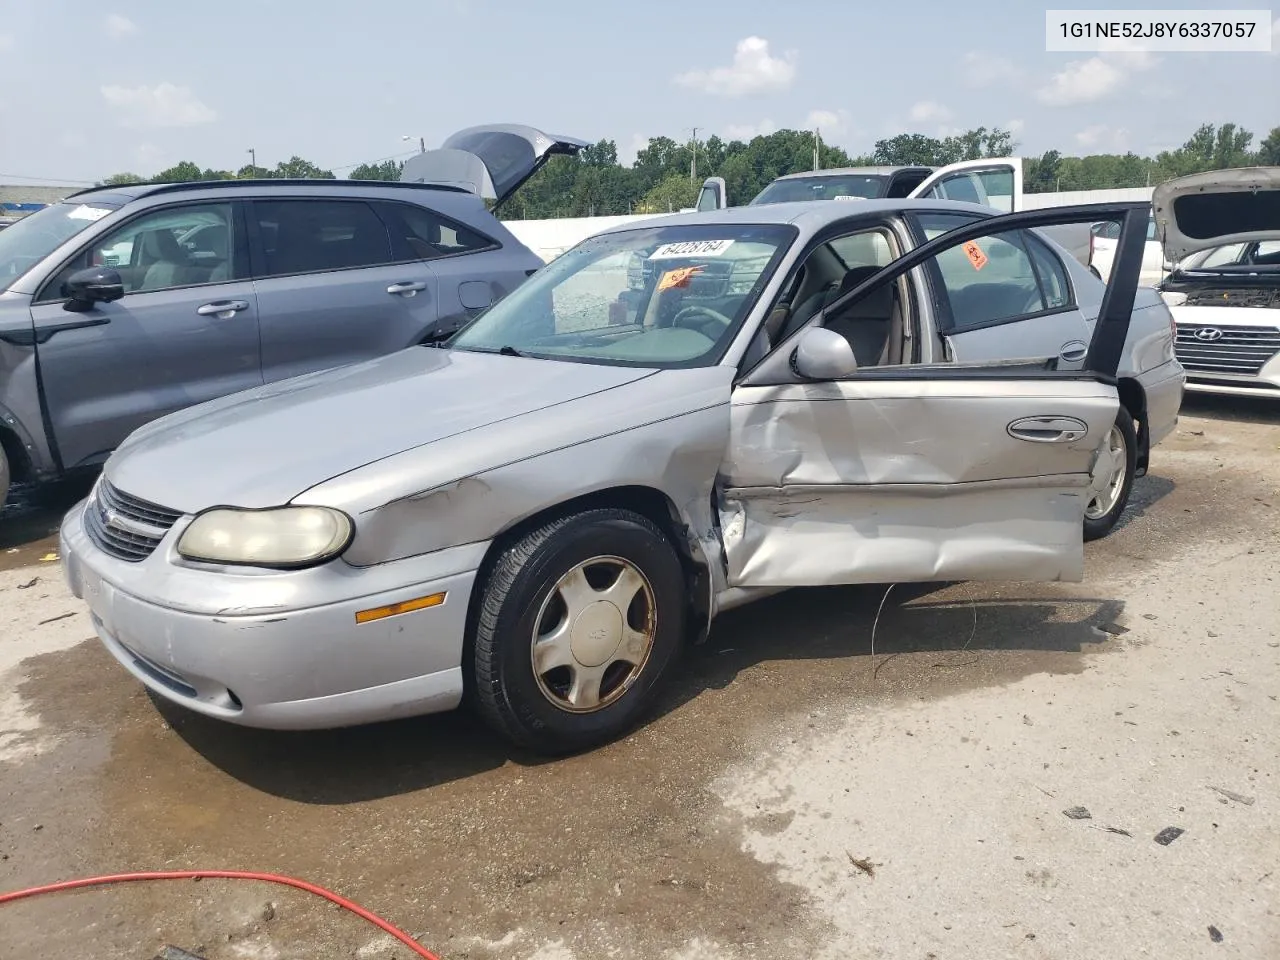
63,179,472,204
770,165,932,181
601,198,998,236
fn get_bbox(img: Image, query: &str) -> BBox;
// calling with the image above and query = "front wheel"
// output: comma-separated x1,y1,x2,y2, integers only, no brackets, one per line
471,508,686,754
1083,407,1137,541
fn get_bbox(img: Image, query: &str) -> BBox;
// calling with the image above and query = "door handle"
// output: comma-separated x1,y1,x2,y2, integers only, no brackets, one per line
1058,340,1088,362
1007,416,1090,443
387,281,429,297
197,300,250,319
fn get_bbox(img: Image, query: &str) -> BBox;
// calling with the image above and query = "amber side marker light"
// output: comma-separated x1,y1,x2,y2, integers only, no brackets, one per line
355,592,447,624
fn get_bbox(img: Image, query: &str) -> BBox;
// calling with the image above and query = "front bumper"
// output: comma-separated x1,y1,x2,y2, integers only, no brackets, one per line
61,501,482,730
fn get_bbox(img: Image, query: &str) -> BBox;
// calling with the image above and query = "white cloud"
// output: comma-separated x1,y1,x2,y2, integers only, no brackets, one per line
133,143,166,169
1036,44,1159,107
1074,125,1129,151
1035,57,1125,106
724,119,777,141
0,32,13,51
908,100,952,123
674,37,797,97
105,14,138,39
619,133,649,167
960,52,1024,87
101,82,216,128
804,109,851,136
1005,118,1026,137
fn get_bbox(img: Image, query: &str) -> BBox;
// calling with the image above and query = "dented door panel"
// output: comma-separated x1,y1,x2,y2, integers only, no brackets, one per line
719,375,1119,587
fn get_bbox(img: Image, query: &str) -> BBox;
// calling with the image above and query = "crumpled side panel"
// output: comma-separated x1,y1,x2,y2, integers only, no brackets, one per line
719,377,1117,588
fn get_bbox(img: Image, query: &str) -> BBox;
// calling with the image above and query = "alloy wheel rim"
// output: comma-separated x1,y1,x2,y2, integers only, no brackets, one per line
1085,425,1128,520
530,555,657,714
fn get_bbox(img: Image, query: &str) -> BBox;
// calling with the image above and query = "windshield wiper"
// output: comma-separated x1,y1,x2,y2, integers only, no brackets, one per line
498,345,524,357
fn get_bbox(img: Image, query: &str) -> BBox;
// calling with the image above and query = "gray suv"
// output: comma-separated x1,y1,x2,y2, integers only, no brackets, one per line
0,125,584,509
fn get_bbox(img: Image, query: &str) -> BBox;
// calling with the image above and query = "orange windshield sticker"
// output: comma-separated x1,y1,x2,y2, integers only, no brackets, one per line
658,265,704,291
962,241,988,271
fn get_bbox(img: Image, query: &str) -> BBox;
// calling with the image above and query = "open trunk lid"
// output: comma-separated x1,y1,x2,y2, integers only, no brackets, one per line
1153,166,1280,262
400,124,589,208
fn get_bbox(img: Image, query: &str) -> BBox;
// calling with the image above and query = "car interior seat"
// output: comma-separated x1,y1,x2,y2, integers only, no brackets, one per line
138,229,193,291
823,266,899,367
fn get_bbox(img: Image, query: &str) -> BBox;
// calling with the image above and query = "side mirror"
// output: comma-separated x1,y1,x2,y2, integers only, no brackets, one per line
62,267,124,313
793,327,858,380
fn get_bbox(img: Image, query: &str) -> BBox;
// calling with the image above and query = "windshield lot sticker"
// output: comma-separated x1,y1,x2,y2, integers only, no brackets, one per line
962,241,989,271
834,195,867,201
658,265,705,291
68,205,112,222
650,239,735,259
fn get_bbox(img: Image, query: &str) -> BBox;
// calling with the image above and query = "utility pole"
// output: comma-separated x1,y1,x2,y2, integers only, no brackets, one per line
247,148,256,172
813,128,821,171
689,126,700,184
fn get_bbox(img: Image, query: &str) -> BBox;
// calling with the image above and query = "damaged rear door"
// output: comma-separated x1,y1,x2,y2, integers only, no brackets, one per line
718,202,1150,588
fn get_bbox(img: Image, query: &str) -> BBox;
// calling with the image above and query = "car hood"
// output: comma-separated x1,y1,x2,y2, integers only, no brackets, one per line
1153,166,1280,262
400,124,589,207
106,349,656,514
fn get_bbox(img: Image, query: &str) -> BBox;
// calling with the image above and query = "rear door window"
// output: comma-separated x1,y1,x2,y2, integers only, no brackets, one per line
378,201,496,260
915,212,1069,331
252,200,394,277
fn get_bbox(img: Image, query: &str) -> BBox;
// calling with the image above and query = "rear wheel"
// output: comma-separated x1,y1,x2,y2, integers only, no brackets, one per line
471,508,686,754
1083,407,1136,541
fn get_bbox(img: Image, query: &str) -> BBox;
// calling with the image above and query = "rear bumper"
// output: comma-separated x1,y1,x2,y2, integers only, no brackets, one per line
1138,359,1186,447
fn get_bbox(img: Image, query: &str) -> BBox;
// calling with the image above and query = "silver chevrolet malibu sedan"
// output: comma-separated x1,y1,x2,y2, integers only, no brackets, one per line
61,199,1185,754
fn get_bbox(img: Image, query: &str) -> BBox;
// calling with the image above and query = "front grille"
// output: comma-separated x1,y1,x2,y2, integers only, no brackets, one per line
1174,323,1280,377
84,480,183,562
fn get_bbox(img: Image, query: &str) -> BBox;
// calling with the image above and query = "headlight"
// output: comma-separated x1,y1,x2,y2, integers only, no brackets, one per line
177,506,353,568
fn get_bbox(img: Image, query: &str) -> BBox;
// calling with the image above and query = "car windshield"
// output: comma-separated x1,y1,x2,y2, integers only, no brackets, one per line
750,175,886,205
1178,241,1280,271
450,223,796,367
0,200,120,291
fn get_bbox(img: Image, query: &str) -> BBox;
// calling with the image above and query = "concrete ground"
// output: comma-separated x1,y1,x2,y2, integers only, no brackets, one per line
1,394,1277,960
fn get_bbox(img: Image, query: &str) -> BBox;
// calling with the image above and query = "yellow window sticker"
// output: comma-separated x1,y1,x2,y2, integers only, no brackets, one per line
962,241,988,271
657,265,704,292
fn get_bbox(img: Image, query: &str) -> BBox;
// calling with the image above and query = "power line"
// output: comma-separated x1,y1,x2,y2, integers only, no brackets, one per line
328,149,419,174
0,172,96,185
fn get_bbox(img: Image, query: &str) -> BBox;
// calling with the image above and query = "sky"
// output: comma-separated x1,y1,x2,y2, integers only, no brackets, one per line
0,0,1276,186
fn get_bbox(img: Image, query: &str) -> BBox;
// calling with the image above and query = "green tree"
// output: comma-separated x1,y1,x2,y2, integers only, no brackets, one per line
236,164,273,179
579,139,619,167
1254,126,1280,165
637,173,698,213
348,159,404,181
271,156,336,179
101,172,146,185
1156,122,1254,178
152,161,207,182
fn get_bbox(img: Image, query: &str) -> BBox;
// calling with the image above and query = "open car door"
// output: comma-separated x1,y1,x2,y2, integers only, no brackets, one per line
908,158,1023,212
400,124,589,210
695,176,728,212
718,202,1149,587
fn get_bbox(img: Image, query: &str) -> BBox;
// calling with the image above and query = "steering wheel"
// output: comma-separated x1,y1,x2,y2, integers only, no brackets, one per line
670,304,733,339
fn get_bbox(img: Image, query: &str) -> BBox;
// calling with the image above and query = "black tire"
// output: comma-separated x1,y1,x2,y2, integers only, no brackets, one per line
1083,406,1137,542
472,508,686,754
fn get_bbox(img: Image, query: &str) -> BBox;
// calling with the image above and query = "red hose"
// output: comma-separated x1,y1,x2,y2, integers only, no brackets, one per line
0,870,442,960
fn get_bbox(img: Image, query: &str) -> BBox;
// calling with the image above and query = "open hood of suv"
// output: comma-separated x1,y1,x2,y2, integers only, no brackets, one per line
400,124,590,208
1153,166,1280,262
